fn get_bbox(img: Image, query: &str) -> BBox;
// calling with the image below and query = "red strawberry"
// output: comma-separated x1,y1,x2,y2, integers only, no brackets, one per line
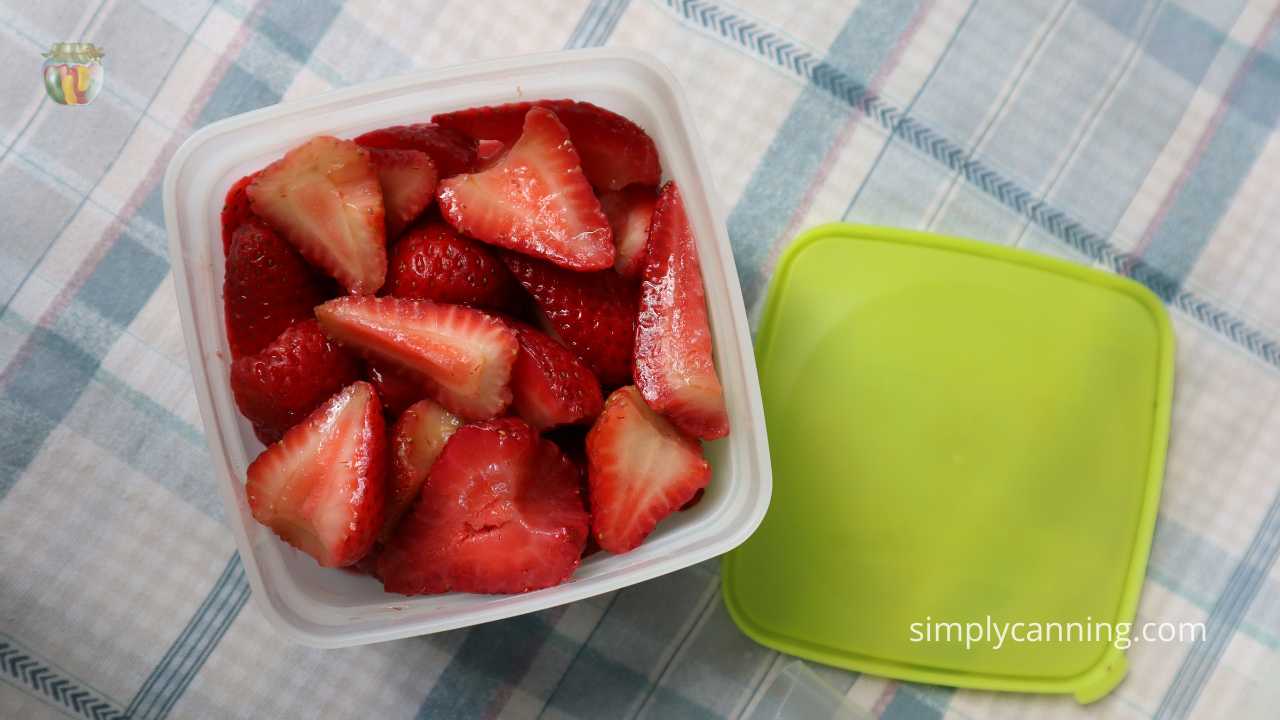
364,357,426,418
368,148,437,241
248,136,386,294
502,253,637,388
354,123,479,178
476,139,505,165
221,172,258,256
599,186,657,278
230,319,362,445
508,322,604,430
315,297,517,420
436,107,614,271
586,386,711,553
378,417,588,594
223,218,329,359
246,381,386,567
635,182,728,440
386,221,520,312
433,99,661,191
383,398,461,541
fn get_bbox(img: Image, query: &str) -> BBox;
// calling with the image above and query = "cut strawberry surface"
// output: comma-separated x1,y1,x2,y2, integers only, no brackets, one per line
368,148,437,241
436,107,614,271
354,123,479,178
503,253,637,388
315,296,517,421
599,186,657,278
248,135,386,294
378,417,588,595
509,321,604,430
433,99,661,191
386,221,521,312
223,218,329,360
384,398,461,541
246,381,386,568
220,172,258,257
364,357,426,418
586,386,710,554
635,182,729,440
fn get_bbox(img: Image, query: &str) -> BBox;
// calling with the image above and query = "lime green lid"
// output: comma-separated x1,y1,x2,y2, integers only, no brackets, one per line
723,224,1174,703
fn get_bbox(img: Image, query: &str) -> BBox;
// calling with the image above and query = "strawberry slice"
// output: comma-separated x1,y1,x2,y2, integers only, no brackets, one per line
315,297,517,420
383,398,461,541
433,99,661,191
378,417,588,594
246,381,386,567
502,253,637,388
223,218,329,360
599,186,657,278
364,357,426,418
354,123,479,178
247,136,386,294
386,221,520,312
436,107,614,271
635,182,729,440
230,319,362,445
509,322,604,430
586,386,711,553
368,148,437,241
220,172,258,256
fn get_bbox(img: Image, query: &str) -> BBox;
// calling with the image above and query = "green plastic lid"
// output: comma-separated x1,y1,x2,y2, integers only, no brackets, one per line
723,224,1174,703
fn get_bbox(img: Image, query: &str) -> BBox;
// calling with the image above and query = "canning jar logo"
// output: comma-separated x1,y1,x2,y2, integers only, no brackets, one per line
42,42,104,106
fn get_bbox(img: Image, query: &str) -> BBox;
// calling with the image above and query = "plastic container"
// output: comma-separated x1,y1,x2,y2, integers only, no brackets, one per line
163,49,771,647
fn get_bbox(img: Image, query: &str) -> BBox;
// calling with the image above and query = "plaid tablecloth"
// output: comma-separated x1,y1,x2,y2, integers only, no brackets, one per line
2,0,1278,718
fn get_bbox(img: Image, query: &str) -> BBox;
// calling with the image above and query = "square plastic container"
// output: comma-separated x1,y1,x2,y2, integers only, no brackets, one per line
163,48,771,647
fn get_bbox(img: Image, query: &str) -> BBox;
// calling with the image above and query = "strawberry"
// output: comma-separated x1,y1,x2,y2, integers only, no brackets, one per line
354,123,479,178
586,386,711,553
502,253,637,388
599,186,657,278
384,398,461,541
246,381,386,567
476,139,505,165
315,297,517,421
433,99,661,190
378,417,588,594
635,182,729,440
247,135,386,294
223,218,329,359
386,221,520,312
508,322,604,430
436,107,614,271
364,357,426,418
230,319,362,445
221,172,258,256
368,148,437,241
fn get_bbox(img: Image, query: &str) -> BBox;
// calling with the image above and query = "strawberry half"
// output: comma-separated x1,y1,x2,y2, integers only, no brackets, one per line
246,381,386,567
248,136,386,294
354,123,479,178
315,297,517,421
386,221,520,312
230,319,362,445
433,99,661,191
378,417,588,594
383,398,461,541
509,321,604,430
221,172,258,257
502,253,637,388
635,182,729,440
436,107,614,271
223,218,329,359
599,186,657,278
364,357,426,418
586,386,711,553
369,148,437,241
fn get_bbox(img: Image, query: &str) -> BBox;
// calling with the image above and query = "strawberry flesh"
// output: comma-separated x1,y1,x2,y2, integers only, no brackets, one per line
364,357,427,418
221,172,258,257
354,123,479,178
509,322,603,430
223,218,329,360
384,398,461,541
368,148,437,241
599,186,657,278
386,221,521,312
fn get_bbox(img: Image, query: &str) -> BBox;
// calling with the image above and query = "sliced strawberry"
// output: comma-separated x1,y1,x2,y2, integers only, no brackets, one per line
383,398,461,541
509,322,603,430
248,135,386,294
502,253,637,388
364,357,426,418
378,417,588,594
635,182,729,440
386,221,520,312
221,172,258,256
354,123,479,178
223,218,329,359
599,186,657,278
315,297,517,420
586,386,711,553
433,100,661,190
436,107,614,271
230,319,362,445
476,139,505,165
246,381,385,567
369,148,437,241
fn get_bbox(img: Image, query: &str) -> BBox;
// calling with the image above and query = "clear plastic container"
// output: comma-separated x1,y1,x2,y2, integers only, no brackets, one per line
163,49,771,647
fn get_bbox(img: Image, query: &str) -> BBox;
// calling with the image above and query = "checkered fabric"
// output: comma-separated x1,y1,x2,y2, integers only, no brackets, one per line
2,1,1278,718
